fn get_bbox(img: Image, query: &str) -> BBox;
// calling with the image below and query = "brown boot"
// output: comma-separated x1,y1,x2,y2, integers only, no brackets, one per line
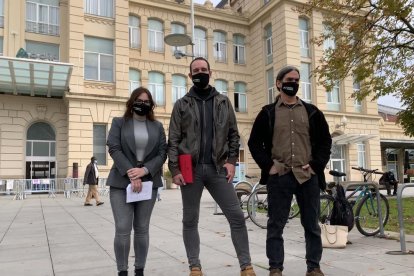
241,265,256,276
269,268,282,276
189,267,203,276
306,268,324,276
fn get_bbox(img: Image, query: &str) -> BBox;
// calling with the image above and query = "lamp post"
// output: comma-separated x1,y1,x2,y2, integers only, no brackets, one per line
164,0,195,59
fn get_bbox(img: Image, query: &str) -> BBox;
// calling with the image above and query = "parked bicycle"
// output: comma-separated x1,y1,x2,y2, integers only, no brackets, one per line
320,167,389,236
246,185,300,229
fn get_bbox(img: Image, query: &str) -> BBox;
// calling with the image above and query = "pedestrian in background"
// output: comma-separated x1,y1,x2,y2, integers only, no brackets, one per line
83,156,104,206
107,87,167,276
248,66,332,276
168,57,256,276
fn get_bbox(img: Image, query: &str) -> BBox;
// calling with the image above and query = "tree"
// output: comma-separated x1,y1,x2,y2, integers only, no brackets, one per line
298,0,414,136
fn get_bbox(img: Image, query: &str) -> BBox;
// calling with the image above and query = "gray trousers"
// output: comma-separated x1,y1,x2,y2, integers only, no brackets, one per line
110,187,157,272
181,164,252,269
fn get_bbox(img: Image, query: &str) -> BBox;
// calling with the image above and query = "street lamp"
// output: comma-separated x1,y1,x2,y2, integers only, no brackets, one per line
164,0,195,59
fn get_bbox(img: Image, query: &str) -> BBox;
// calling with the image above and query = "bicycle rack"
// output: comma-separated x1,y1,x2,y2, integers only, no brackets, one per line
341,181,386,237
386,183,414,255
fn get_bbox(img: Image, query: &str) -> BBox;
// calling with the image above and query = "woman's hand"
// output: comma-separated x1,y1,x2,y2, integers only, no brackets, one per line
130,178,142,193
127,167,146,180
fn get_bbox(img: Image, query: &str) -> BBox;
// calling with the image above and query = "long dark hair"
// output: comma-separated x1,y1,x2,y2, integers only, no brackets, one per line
123,87,156,121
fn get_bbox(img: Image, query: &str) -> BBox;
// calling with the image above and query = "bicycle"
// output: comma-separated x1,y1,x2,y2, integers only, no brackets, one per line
320,167,390,236
246,184,300,229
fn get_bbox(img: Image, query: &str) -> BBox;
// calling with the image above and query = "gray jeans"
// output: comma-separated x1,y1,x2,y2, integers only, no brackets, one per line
181,164,252,269
110,187,157,272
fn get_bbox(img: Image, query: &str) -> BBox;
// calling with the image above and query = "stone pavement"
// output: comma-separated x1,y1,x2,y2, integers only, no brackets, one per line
1,189,414,276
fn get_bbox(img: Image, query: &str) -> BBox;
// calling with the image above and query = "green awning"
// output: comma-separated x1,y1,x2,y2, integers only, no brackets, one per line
0,56,73,98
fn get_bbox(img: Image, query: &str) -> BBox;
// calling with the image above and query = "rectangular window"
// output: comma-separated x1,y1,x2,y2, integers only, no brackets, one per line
148,29,164,52
93,124,107,165
300,63,311,102
84,0,113,18
234,82,247,113
26,40,59,61
214,41,227,62
84,36,114,82
353,79,362,113
299,18,310,57
26,0,60,36
0,0,4,28
0,37,3,55
326,81,340,111
266,68,274,104
330,144,345,180
357,143,366,168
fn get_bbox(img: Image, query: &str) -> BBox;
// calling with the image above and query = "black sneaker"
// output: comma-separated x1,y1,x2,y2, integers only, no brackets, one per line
84,203,93,206
97,202,104,206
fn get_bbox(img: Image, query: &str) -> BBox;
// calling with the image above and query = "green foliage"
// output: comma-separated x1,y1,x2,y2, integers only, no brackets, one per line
298,0,414,136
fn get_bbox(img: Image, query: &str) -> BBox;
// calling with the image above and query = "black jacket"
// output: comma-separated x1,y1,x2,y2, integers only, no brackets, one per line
168,86,240,176
83,162,98,185
248,99,332,190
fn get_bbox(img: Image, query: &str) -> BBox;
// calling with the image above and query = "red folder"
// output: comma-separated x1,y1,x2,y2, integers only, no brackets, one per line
179,154,193,183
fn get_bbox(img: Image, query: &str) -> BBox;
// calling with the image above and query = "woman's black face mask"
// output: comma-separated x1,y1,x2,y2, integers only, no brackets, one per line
132,101,151,116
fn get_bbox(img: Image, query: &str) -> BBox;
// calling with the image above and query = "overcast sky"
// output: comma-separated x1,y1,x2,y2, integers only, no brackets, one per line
193,0,402,109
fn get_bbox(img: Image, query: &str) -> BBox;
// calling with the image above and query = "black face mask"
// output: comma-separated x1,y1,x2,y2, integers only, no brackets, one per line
281,82,299,97
132,102,151,116
192,73,210,89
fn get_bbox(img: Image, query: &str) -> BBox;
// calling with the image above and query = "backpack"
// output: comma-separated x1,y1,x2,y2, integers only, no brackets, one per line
330,184,354,231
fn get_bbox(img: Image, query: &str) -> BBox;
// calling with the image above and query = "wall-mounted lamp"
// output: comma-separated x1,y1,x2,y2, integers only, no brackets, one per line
335,115,348,129
164,0,195,59
173,49,194,59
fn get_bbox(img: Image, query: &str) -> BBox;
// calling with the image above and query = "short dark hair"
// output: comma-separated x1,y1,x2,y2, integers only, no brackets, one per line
189,57,210,73
91,156,96,161
123,87,156,121
276,66,300,91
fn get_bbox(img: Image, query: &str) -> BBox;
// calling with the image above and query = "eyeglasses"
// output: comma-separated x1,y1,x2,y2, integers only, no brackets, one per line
134,100,151,105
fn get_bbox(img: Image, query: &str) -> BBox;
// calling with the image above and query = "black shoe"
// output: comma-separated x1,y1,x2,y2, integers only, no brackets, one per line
118,271,128,276
135,268,143,276
97,202,104,206
84,203,93,206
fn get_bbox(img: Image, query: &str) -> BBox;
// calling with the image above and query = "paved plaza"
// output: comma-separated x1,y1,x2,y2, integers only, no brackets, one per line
1,188,414,276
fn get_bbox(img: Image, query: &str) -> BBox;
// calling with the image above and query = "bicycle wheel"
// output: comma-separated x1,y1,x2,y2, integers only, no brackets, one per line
247,186,268,229
319,194,335,224
355,192,389,236
235,187,251,219
289,195,300,219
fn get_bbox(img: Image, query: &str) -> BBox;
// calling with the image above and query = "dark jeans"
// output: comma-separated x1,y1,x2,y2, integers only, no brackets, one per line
266,172,322,271
180,164,251,269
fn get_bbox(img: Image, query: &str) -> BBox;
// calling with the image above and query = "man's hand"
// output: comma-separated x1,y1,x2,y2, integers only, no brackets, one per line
223,163,235,183
302,164,315,174
173,174,186,186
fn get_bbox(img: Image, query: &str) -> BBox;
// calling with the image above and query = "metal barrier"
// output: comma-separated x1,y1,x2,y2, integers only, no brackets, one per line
341,181,385,237
386,183,414,255
0,178,109,199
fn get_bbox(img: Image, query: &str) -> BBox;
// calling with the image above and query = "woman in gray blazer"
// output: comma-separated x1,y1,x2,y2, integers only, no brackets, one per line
107,87,167,276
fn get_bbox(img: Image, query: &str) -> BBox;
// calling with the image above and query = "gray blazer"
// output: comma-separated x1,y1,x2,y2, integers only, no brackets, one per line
106,117,167,189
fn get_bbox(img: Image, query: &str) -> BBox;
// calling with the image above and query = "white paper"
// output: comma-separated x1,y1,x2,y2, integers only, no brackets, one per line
126,181,153,203
6,179,14,190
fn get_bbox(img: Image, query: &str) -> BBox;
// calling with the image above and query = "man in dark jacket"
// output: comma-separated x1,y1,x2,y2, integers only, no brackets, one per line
83,156,104,206
248,66,332,276
168,57,256,276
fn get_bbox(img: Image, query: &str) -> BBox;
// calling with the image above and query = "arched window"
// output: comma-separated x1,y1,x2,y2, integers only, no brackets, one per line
172,74,186,104
129,69,141,93
213,31,227,62
234,82,247,113
26,122,56,180
148,71,165,106
215,79,228,97
194,27,207,57
129,15,140,49
233,34,245,64
148,19,164,52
